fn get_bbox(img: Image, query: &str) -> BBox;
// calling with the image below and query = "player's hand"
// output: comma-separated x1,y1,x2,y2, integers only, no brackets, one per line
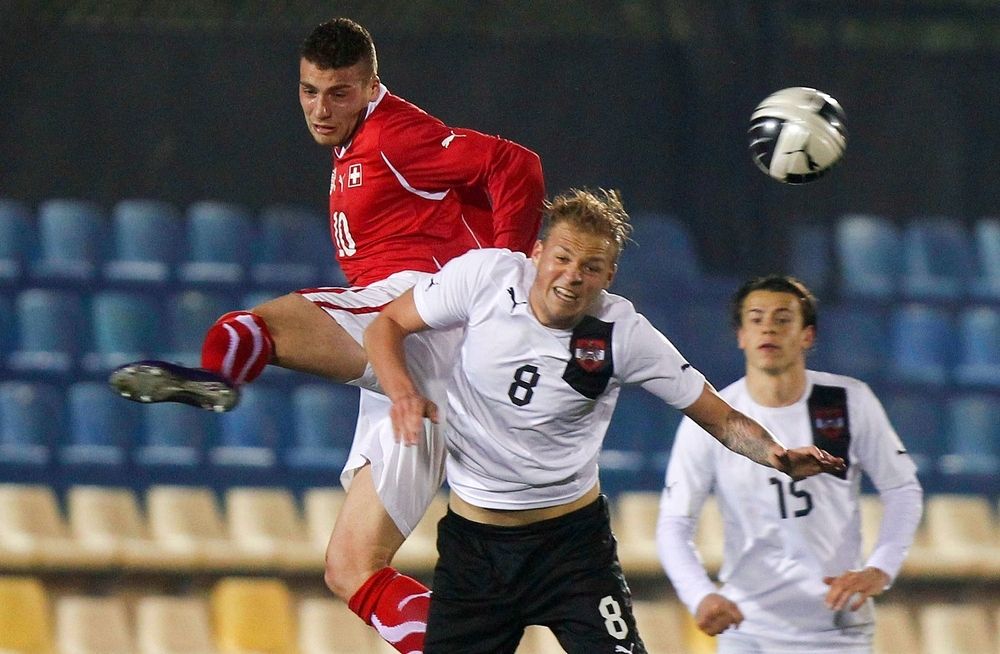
778,445,845,480
389,392,439,446
694,593,743,636
823,567,890,612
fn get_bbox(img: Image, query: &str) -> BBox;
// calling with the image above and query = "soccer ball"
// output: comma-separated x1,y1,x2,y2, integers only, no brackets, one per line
748,87,847,184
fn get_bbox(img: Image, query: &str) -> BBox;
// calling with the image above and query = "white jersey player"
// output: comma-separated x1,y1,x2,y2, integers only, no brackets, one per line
365,189,846,653
657,275,923,654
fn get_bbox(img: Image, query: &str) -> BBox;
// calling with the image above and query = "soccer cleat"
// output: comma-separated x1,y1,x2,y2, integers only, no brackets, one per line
108,360,240,412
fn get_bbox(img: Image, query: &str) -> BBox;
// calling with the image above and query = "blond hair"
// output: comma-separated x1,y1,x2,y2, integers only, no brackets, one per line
540,188,632,260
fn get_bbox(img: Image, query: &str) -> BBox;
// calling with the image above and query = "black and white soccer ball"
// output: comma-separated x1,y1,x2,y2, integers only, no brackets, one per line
748,87,847,184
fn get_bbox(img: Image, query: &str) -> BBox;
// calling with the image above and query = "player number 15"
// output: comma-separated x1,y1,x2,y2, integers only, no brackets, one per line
769,477,813,518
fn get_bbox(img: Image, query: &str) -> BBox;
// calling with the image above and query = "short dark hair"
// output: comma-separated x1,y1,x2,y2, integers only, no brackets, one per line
730,274,818,331
540,188,632,261
300,18,378,76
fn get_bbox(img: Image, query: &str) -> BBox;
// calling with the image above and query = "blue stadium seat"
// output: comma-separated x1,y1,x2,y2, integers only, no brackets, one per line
8,288,85,376
954,306,1000,388
285,383,358,478
133,403,217,484
163,290,232,367
679,298,744,388
60,381,137,484
617,212,703,304
83,291,162,373
889,304,954,387
883,391,945,479
210,385,290,485
835,213,901,300
104,198,184,286
0,293,13,368
177,201,254,287
901,216,976,301
938,393,1000,492
252,204,340,289
602,387,685,494
813,303,889,383
0,381,62,479
30,198,106,285
787,222,833,296
972,217,1000,301
0,199,33,285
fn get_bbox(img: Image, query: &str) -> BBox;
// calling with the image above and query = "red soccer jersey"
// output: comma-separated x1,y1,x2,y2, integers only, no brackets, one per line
328,86,544,286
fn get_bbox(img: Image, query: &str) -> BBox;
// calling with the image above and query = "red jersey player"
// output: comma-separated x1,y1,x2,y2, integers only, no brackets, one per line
109,18,544,654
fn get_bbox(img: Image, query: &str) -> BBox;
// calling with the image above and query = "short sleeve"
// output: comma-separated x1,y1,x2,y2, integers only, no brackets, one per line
412,249,500,329
616,312,706,410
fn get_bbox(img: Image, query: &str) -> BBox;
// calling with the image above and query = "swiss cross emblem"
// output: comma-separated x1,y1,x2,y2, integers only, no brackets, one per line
813,407,847,440
348,164,363,188
573,338,607,373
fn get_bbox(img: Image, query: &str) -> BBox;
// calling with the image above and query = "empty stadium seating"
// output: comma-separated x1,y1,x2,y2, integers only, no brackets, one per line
178,201,254,287
889,303,954,386
30,199,107,286
8,289,85,376
0,576,54,654
105,198,184,286
136,595,219,654
0,381,62,478
938,393,1000,492
901,216,977,301
0,198,32,285
252,203,341,289
61,381,138,486
972,216,1000,300
55,594,134,654
787,221,834,296
955,305,1000,387
835,213,901,300
812,302,889,382
210,577,297,654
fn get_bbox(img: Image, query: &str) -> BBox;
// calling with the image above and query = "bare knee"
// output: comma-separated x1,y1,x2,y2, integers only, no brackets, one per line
323,534,394,602
323,468,408,602
250,292,366,381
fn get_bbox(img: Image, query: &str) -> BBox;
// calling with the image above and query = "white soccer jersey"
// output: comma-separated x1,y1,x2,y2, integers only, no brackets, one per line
659,370,920,651
412,248,706,510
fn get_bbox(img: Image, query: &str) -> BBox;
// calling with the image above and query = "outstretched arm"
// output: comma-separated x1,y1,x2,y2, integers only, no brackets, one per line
682,383,844,479
363,289,438,445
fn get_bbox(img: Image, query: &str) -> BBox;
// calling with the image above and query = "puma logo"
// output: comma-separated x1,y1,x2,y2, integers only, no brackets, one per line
507,287,526,310
441,131,467,148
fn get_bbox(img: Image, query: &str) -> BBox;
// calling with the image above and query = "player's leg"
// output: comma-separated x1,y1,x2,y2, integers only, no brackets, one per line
326,464,433,652
108,272,417,410
249,292,367,381
328,388,448,654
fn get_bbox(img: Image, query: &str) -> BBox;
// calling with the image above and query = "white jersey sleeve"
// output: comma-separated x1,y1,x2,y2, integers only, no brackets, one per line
848,382,923,581
613,309,706,411
412,248,505,329
657,415,722,613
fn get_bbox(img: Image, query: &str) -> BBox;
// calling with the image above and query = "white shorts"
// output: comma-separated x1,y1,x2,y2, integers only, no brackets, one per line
298,271,461,536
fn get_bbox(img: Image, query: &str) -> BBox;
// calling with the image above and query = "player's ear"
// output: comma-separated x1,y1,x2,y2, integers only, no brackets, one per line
801,324,817,351
530,239,544,264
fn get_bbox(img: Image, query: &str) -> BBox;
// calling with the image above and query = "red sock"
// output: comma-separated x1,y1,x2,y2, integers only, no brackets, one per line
200,311,274,385
348,567,430,654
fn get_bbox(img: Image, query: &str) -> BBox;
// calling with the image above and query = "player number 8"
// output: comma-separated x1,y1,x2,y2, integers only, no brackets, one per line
598,595,629,640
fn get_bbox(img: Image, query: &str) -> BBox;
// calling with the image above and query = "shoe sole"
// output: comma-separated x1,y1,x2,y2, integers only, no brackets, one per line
109,363,239,412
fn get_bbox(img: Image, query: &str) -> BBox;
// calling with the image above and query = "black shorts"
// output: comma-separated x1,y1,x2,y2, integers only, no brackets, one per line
424,495,647,654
